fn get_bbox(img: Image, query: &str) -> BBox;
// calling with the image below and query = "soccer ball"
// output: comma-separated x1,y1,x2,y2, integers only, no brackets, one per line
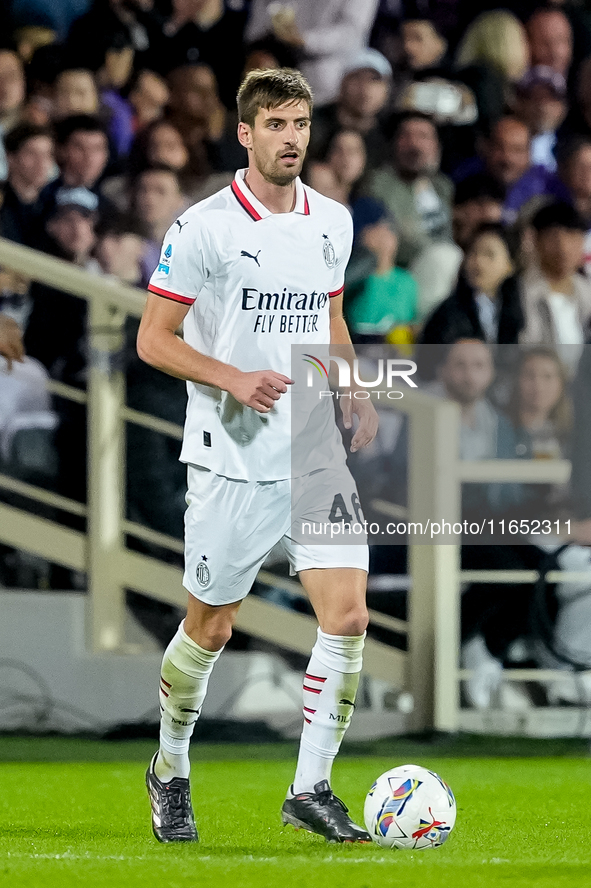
364,764,456,849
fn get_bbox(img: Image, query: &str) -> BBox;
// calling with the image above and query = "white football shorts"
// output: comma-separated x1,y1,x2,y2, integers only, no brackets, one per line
183,464,369,605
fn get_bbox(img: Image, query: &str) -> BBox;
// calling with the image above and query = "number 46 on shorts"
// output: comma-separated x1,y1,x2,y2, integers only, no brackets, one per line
329,492,364,524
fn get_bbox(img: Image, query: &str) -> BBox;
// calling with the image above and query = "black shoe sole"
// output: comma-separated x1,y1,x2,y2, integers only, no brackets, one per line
281,809,372,844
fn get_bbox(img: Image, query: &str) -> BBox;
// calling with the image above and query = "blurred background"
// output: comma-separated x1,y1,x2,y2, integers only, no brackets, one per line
2,0,591,746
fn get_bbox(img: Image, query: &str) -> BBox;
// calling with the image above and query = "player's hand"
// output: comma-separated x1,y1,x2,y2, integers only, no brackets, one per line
340,394,379,453
227,369,294,413
0,313,25,371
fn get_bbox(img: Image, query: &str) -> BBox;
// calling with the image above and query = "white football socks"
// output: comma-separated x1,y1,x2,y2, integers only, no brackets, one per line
155,621,223,782
292,628,365,794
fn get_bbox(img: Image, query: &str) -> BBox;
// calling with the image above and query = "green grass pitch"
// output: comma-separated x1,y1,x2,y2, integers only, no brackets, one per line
1,737,590,888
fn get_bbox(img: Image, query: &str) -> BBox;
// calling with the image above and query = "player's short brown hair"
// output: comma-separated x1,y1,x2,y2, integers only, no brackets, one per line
237,68,313,127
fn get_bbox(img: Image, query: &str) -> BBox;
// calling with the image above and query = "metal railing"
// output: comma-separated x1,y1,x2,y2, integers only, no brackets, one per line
1,236,589,733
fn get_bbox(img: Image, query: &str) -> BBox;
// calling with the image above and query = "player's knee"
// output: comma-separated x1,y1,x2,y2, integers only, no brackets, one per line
337,604,369,637
200,623,233,651
349,605,369,636
184,616,233,651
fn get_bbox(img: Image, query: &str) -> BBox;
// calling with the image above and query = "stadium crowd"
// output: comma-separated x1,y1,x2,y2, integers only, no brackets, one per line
2,0,591,709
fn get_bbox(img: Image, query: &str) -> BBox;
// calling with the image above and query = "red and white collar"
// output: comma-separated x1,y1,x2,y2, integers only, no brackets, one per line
231,168,310,221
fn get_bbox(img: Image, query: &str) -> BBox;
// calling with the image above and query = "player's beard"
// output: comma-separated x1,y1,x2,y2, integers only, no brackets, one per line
253,144,305,186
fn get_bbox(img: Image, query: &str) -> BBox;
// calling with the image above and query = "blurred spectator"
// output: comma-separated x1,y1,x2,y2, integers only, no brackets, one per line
556,137,591,273
456,10,529,84
421,223,522,345
396,10,479,172
129,165,187,285
437,339,514,459
454,10,529,132
344,203,418,340
369,112,452,266
132,165,186,241
309,49,392,170
109,117,214,209
52,62,134,159
61,22,138,156
557,137,591,277
127,69,169,131
308,129,368,207
13,26,57,66
54,114,109,189
126,118,190,184
486,347,591,705
0,49,26,181
521,202,591,365
166,64,246,176
53,68,100,119
0,345,58,488
556,136,591,224
0,256,58,480
507,347,571,460
455,116,562,225
93,30,136,158
246,0,380,106
0,312,24,370
526,7,572,81
513,67,568,174
95,215,145,285
395,87,479,177
452,173,504,252
0,123,54,247
561,55,591,141
481,116,534,193
49,114,115,218
401,14,447,73
44,186,101,270
432,340,536,710
95,29,135,93
368,111,461,317
24,186,102,499
145,0,248,109
21,43,66,129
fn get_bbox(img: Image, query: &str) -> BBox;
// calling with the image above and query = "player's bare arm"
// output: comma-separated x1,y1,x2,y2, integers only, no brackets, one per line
137,293,293,413
329,293,378,453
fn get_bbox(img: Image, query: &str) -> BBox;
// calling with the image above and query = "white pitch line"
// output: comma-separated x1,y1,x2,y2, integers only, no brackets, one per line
2,851,395,864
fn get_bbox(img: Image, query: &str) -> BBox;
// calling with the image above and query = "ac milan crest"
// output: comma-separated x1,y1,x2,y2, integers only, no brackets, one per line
196,556,210,586
322,234,336,268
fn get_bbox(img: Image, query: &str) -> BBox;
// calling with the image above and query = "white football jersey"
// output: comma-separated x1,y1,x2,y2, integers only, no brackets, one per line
148,169,352,481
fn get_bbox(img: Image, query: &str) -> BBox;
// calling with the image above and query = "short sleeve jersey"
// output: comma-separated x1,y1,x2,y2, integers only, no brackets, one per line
148,169,353,481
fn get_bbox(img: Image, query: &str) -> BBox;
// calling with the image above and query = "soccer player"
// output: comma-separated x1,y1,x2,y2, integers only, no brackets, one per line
138,68,378,844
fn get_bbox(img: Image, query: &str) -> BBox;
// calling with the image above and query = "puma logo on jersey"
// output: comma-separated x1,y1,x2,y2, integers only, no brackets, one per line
241,249,261,266
175,219,189,232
